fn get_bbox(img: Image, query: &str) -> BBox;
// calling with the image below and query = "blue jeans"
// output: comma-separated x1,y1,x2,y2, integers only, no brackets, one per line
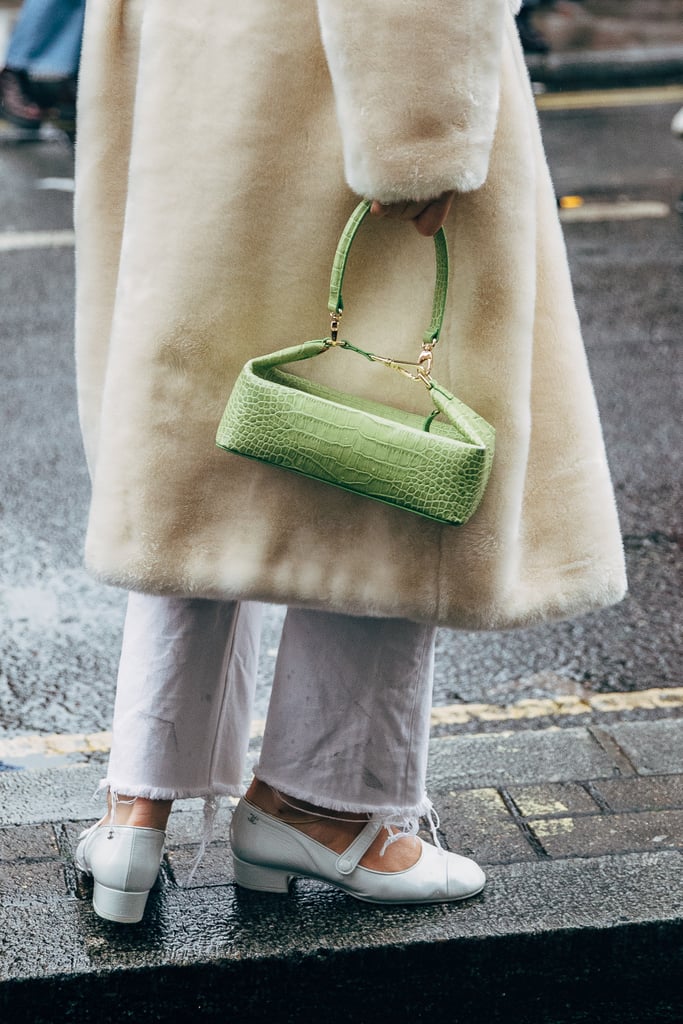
6,0,85,78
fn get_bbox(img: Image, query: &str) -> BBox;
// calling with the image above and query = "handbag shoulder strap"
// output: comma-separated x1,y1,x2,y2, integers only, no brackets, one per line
327,200,449,347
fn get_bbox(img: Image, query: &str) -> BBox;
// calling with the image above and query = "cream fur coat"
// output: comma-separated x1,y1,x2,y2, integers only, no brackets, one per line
74,0,626,630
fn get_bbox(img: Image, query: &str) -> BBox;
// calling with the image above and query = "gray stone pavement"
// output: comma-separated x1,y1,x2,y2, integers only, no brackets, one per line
1,718,682,1022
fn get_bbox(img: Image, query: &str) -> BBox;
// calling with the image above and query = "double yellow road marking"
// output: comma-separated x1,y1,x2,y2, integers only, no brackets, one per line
2,687,681,765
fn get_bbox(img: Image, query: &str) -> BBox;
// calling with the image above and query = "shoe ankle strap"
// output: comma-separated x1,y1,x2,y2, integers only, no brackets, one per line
335,820,384,875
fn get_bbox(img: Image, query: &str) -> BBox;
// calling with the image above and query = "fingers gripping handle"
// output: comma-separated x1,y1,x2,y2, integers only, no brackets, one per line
326,200,449,346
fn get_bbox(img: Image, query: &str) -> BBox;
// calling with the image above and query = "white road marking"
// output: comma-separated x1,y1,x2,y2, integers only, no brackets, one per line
559,200,671,222
35,177,75,192
0,229,75,251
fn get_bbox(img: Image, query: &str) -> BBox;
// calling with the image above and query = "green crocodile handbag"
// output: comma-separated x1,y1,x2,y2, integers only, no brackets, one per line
216,200,494,525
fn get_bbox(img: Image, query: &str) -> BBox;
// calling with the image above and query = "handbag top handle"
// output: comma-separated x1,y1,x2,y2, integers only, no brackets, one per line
327,200,449,348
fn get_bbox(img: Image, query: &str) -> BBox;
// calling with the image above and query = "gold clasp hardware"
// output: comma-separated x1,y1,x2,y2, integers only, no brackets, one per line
367,347,434,390
416,343,434,385
329,310,342,343
324,320,435,390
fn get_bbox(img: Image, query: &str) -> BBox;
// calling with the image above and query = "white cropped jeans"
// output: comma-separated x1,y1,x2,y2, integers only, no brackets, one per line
104,593,437,820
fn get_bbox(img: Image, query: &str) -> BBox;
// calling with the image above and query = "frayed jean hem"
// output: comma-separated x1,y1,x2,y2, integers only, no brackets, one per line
98,779,245,802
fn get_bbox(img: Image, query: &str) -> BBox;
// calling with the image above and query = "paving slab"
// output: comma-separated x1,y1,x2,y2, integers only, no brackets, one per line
437,787,535,863
0,822,58,859
605,720,683,774
593,774,683,811
0,902,91,981
0,859,68,902
428,727,621,789
0,763,103,827
528,809,683,858
506,782,601,817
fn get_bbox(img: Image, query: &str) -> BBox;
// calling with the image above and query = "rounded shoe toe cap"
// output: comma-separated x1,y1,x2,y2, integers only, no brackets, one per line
446,852,486,899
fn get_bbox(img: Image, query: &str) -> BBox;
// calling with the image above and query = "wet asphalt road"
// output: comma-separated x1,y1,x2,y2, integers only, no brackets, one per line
0,95,681,739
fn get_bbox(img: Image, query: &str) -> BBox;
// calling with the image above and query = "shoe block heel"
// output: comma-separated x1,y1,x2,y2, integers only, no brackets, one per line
92,881,151,924
232,855,292,893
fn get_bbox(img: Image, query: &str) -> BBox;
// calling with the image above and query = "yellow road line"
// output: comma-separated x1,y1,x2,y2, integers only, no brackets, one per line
0,730,112,760
430,687,683,727
2,687,682,762
536,83,683,111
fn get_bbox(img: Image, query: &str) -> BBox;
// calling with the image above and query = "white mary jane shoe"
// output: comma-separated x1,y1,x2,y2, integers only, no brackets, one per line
230,798,485,904
75,823,166,924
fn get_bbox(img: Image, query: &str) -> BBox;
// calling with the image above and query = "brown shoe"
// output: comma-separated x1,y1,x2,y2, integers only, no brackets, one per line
0,67,45,128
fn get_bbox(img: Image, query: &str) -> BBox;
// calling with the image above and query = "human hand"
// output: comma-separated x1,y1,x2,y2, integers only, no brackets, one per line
369,191,455,236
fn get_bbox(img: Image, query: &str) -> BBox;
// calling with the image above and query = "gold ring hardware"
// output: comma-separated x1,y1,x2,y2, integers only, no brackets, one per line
417,343,434,376
416,342,435,388
329,310,342,343
324,323,435,390
367,350,434,390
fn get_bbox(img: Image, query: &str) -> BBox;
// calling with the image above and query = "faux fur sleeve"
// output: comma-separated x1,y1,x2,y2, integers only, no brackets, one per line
316,0,508,202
